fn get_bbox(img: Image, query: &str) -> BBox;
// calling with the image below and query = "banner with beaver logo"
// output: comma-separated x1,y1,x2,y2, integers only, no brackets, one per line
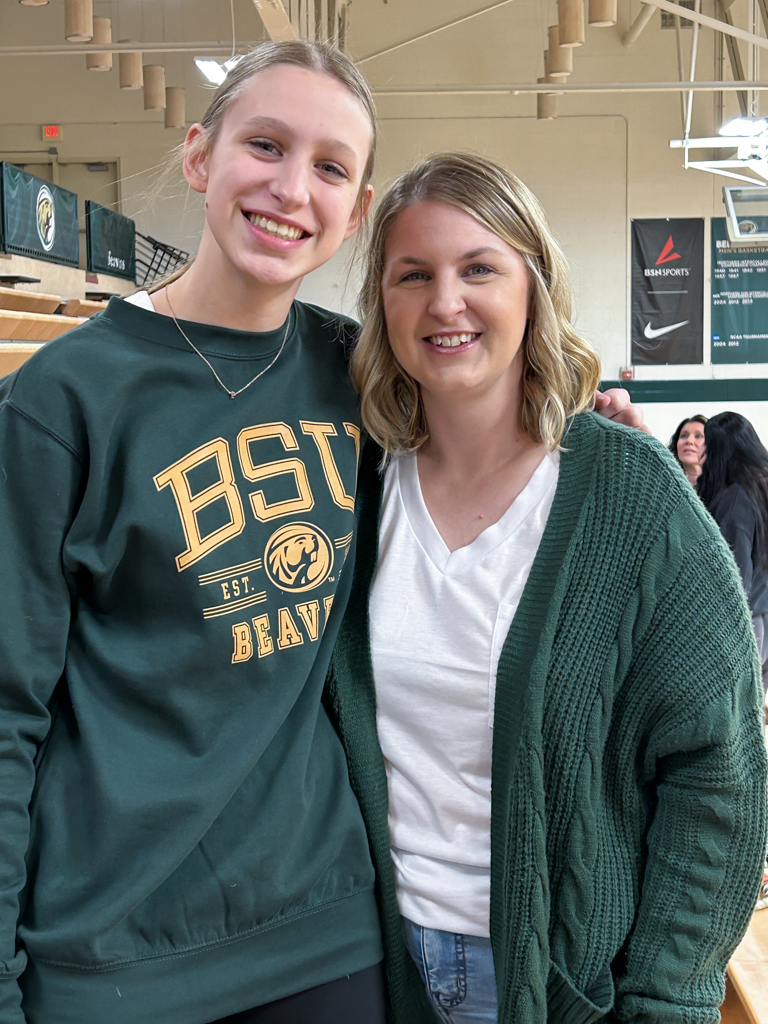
0,162,79,267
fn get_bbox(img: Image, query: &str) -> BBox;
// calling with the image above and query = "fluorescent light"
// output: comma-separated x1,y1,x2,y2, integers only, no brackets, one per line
194,57,242,86
720,117,768,137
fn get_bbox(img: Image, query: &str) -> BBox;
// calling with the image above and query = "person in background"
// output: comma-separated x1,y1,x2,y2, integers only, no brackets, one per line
329,153,768,1024
699,411,768,699
668,414,707,487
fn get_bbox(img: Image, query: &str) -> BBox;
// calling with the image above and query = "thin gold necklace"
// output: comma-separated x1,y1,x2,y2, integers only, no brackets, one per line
165,287,292,400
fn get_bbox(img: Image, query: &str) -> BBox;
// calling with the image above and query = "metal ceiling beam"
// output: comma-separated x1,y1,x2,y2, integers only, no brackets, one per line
356,0,516,65
642,0,768,51
623,4,657,47
252,0,297,41
716,0,748,117
372,81,768,96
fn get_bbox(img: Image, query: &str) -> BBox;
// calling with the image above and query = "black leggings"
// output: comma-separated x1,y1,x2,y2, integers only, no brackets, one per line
210,962,387,1024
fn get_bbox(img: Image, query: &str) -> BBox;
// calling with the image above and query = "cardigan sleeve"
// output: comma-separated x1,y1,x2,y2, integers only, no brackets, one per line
612,495,768,1024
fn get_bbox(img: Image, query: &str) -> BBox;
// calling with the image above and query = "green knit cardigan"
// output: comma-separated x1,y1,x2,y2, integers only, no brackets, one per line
328,412,768,1024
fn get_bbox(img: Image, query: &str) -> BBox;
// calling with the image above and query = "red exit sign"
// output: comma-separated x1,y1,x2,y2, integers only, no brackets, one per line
41,124,61,140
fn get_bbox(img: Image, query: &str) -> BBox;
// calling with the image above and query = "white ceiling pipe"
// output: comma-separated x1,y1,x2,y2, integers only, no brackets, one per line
0,41,262,56
86,16,112,71
372,81,768,96
622,3,656,46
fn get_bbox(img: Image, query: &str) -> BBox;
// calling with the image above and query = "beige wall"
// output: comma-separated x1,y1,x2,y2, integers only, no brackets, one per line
0,0,763,383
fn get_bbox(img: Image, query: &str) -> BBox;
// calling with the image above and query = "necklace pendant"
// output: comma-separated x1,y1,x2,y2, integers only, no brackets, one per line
230,391,236,399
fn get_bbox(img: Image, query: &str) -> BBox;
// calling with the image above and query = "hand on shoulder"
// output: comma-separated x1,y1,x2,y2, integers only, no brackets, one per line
594,389,651,434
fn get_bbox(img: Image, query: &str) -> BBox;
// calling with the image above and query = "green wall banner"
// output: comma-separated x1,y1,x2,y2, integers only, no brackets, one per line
0,162,79,267
711,216,768,364
86,200,136,281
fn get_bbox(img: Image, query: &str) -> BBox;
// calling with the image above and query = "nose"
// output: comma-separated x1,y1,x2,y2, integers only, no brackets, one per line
427,274,467,322
269,156,310,211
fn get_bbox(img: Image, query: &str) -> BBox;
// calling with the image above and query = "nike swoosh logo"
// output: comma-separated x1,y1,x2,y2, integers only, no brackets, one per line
643,319,689,339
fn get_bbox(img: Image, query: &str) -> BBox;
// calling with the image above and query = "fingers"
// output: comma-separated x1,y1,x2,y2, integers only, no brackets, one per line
594,389,652,434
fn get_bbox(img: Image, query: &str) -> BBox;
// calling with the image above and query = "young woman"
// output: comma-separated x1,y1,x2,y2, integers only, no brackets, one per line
0,41,644,1024
0,41,384,1024
329,153,768,1024
699,411,768,698
668,414,707,486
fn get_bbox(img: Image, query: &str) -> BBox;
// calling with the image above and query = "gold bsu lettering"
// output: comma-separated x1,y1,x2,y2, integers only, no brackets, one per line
300,422,360,511
237,422,314,522
231,599,330,662
155,421,358,573
154,439,246,572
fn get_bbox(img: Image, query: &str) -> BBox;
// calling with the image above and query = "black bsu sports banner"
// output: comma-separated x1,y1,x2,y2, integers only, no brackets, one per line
631,218,704,365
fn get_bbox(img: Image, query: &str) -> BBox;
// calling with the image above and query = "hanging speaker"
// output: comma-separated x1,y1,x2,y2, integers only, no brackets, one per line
546,26,573,76
86,17,112,71
143,65,166,110
64,0,93,42
589,0,617,26
165,88,186,129
557,0,585,46
119,43,143,90
537,80,558,121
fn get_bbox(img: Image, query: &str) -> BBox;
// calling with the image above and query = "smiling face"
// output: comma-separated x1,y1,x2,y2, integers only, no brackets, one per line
184,64,374,291
677,420,706,468
382,201,531,408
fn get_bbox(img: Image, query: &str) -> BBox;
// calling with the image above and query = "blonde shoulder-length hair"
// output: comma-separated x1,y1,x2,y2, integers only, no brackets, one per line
351,152,601,455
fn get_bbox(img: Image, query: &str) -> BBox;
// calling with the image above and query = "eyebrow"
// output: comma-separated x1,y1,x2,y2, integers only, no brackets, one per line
391,246,503,265
241,116,359,163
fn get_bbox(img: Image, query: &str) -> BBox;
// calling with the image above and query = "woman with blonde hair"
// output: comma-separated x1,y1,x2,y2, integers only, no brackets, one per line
329,153,768,1024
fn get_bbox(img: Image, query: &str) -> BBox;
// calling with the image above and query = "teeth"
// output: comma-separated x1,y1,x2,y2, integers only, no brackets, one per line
429,333,475,347
247,213,304,240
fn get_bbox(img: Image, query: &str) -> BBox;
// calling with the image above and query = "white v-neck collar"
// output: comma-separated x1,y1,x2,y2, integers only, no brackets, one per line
395,451,559,577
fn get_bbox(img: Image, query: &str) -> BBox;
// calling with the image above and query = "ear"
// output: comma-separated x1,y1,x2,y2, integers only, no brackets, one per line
182,124,210,195
344,183,374,240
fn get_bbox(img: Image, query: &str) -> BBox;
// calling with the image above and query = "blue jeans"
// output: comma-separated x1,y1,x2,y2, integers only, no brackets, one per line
402,917,498,1024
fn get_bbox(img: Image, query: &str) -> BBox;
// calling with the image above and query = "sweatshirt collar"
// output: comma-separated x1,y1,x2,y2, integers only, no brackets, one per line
99,296,299,360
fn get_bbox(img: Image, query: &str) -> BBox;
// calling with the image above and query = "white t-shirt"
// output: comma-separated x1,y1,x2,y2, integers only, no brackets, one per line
124,290,155,311
370,451,559,937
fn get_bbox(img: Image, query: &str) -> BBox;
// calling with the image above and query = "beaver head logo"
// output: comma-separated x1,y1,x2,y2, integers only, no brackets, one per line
264,522,333,593
36,185,55,252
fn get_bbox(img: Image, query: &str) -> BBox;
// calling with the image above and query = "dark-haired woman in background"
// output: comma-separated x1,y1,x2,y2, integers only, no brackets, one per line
669,414,707,487
699,411,768,698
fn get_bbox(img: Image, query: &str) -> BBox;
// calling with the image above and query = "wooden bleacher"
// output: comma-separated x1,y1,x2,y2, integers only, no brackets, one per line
0,342,42,376
0,285,61,315
0,309,85,343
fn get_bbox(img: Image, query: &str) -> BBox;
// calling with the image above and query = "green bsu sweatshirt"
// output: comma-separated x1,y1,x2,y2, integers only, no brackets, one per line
0,298,382,1024
329,414,768,1024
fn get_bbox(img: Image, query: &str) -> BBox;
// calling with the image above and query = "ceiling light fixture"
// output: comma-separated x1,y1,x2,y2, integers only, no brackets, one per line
720,117,768,137
194,57,242,86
